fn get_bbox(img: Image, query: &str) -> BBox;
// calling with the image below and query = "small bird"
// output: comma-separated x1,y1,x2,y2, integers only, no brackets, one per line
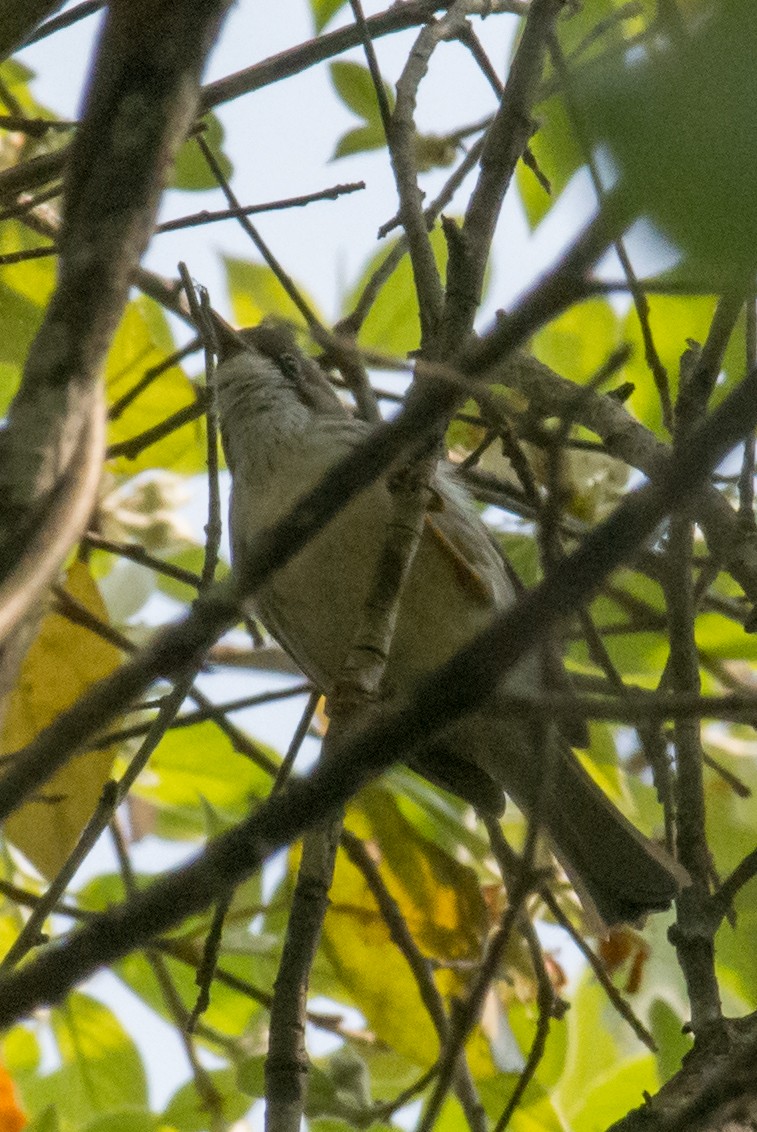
216,321,684,928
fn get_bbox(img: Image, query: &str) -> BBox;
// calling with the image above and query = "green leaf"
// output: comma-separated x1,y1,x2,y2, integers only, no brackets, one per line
317,785,493,1071
330,61,394,124
507,999,568,1093
551,0,648,61
570,1056,658,1130
0,59,57,117
0,219,56,308
478,1074,565,1131
155,546,228,605
24,1110,60,1132
311,0,348,32
515,0,655,227
530,299,621,383
333,122,386,160
171,113,233,191
305,1053,375,1125
620,294,745,439
111,944,264,1040
516,94,583,228
162,1068,249,1131
554,973,648,1121
15,994,147,1126
649,998,692,1083
387,766,492,861
1,1024,41,1078
128,720,273,839
0,218,58,414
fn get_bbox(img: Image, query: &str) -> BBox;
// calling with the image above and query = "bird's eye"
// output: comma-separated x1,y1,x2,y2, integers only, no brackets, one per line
279,352,300,379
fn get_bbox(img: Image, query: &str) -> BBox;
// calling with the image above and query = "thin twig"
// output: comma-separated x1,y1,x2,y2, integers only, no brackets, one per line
272,690,320,793
384,10,452,350
0,781,119,970
0,244,56,265
493,912,561,1132
445,0,564,351
738,297,757,526
348,0,394,137
156,180,365,233
711,848,757,923
21,0,105,46
487,820,656,1051
106,397,206,461
84,531,202,586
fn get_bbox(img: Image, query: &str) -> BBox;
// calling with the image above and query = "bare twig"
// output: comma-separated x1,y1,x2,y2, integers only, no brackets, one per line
156,180,365,233
20,0,104,47
0,243,56,265
272,691,320,793
109,820,226,1125
0,781,118,969
200,2,530,115
106,397,206,461
385,11,453,350
348,0,394,138
487,820,656,1051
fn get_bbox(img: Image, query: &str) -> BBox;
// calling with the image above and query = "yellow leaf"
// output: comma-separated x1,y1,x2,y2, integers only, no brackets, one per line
2,562,121,878
321,786,495,1073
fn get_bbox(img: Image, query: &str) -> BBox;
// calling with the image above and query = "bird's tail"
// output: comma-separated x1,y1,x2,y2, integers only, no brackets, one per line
414,718,686,929
541,749,686,928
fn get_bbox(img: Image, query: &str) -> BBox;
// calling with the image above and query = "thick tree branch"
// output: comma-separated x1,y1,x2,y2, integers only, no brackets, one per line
0,0,234,707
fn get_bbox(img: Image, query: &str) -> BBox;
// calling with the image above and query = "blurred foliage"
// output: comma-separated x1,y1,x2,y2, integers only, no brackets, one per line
577,0,757,284
0,1,756,1130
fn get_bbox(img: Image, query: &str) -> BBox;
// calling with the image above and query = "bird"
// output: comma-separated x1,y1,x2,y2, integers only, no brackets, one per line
215,320,685,929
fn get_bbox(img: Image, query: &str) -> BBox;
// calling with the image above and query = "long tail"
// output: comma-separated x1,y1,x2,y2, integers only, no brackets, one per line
542,750,685,927
413,725,685,928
